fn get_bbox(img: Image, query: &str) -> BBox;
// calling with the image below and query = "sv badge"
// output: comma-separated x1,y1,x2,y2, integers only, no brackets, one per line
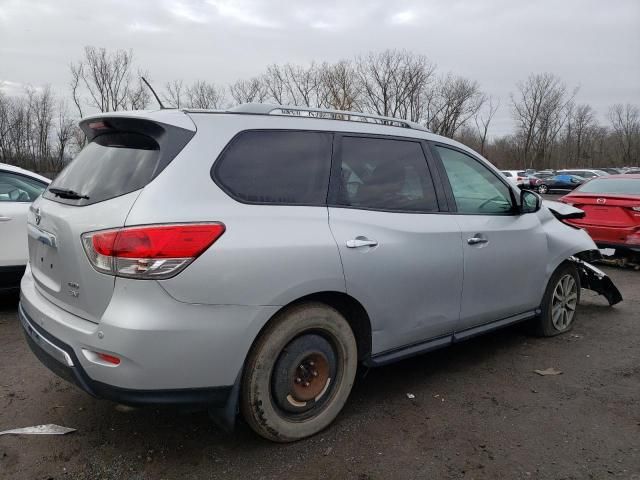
67,282,80,298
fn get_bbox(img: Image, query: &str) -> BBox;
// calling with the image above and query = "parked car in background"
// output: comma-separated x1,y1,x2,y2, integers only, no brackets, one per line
624,168,640,174
0,163,50,292
560,174,640,253
536,174,585,194
557,169,609,179
501,170,529,188
599,168,623,175
19,105,621,442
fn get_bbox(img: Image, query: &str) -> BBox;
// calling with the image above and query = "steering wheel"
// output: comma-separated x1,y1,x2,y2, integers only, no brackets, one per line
477,195,504,210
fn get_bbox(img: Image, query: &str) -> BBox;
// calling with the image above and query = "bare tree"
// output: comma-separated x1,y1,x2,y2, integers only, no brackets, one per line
317,61,361,111
262,64,288,105
127,73,152,110
185,80,227,109
429,75,486,137
567,104,596,166
69,46,143,114
163,80,186,108
355,50,436,121
608,103,640,165
511,73,576,169
229,77,268,104
280,63,324,107
474,97,500,156
53,101,76,171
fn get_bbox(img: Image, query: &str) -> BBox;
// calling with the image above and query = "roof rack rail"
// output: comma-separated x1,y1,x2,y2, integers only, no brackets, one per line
226,103,431,132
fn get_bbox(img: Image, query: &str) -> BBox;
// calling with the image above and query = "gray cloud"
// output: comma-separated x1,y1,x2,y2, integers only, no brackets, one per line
0,0,638,135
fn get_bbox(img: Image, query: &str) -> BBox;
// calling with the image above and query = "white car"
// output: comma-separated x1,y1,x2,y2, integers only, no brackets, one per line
501,170,529,188
0,163,50,292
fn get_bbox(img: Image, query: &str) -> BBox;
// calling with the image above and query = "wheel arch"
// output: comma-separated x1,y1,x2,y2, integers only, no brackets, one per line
258,291,373,363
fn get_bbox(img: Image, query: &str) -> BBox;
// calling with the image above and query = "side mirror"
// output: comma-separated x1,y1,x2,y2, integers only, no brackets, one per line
520,189,541,214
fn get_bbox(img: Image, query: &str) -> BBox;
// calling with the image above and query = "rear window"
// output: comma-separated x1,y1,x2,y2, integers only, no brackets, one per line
576,178,640,195
45,133,160,206
213,130,332,205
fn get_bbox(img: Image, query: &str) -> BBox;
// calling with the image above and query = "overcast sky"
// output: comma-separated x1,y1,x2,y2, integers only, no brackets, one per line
1,0,639,135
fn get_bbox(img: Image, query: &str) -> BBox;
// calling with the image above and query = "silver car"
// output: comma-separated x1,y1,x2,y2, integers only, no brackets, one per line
20,104,621,442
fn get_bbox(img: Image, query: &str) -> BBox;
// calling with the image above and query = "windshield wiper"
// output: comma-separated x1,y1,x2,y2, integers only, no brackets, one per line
48,187,90,200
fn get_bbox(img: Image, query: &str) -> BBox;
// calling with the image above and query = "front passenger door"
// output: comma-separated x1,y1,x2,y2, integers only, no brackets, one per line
432,145,548,333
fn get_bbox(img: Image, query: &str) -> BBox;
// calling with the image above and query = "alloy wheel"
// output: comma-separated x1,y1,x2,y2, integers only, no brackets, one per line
551,274,578,330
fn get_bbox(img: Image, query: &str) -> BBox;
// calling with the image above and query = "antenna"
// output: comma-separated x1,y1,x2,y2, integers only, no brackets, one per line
141,77,165,109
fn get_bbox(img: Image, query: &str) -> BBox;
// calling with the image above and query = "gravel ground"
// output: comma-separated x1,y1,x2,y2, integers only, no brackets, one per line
1,264,638,480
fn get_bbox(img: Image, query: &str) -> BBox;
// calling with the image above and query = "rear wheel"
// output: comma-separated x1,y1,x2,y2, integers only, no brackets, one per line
241,302,358,442
537,184,549,194
533,262,580,336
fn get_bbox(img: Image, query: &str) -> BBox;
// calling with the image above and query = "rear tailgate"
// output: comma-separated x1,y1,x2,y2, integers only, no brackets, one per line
27,112,195,323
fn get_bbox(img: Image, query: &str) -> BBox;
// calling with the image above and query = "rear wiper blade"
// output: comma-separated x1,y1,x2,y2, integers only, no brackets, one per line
48,187,90,200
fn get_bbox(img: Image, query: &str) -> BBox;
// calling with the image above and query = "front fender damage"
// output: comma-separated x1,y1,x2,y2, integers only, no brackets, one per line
570,253,623,306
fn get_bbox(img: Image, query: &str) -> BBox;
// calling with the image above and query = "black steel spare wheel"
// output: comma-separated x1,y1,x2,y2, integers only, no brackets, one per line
240,302,358,442
271,334,337,417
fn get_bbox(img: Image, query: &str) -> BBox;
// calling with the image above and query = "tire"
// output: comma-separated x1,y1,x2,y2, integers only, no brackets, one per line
537,184,549,194
241,302,358,442
533,262,581,337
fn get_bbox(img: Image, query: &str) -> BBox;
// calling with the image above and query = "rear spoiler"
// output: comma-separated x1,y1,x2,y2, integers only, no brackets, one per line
78,116,195,180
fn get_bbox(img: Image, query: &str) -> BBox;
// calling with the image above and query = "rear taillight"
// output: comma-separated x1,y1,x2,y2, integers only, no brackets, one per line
81,223,225,279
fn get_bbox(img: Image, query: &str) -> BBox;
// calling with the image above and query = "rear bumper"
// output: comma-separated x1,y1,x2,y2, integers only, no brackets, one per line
19,264,279,404
20,304,232,406
570,224,640,252
596,242,640,253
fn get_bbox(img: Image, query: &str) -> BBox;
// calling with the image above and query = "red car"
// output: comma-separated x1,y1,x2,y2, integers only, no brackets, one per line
559,174,640,252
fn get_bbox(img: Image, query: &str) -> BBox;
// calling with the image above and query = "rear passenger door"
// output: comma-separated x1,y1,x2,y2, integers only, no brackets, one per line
431,144,548,334
328,135,463,356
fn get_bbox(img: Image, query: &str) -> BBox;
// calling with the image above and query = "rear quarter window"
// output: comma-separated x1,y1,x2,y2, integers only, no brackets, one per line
212,130,333,205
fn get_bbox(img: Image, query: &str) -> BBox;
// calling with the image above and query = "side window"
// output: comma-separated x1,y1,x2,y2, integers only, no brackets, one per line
335,136,437,212
435,146,514,215
214,131,332,205
0,171,47,202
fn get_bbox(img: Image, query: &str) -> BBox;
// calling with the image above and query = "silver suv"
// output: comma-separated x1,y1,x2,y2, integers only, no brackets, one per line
20,104,621,442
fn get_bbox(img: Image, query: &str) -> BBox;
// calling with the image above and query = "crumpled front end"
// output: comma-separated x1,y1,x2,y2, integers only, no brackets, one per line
570,254,623,306
538,203,623,306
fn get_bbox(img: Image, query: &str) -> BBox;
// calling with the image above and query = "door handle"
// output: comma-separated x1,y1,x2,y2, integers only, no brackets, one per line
467,236,488,245
0,216,12,222
346,238,378,248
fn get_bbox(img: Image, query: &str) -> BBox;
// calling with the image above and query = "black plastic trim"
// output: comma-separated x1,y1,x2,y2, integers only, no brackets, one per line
366,309,539,366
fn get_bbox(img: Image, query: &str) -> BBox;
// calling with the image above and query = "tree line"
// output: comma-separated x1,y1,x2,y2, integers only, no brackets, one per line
1,46,638,175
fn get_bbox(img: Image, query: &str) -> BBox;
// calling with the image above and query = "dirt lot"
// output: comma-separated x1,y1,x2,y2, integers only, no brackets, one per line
1,265,639,480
